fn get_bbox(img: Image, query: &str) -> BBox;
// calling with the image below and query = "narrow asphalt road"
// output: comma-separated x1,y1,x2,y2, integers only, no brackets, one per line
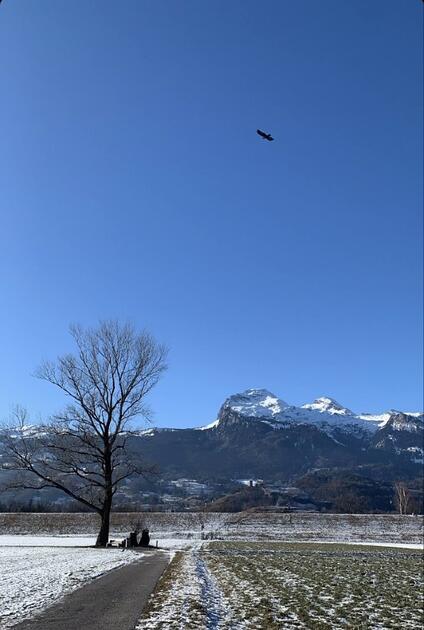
13,550,170,630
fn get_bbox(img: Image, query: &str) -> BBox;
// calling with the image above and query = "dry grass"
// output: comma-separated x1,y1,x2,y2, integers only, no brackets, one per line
205,542,424,629
138,542,423,629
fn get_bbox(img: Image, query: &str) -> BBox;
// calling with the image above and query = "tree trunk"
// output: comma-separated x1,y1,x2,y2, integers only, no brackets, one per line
96,504,111,547
96,445,113,547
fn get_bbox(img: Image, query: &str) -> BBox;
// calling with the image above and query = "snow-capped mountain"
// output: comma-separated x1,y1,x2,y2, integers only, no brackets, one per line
128,388,422,481
205,388,422,437
1,388,422,494
190,388,423,471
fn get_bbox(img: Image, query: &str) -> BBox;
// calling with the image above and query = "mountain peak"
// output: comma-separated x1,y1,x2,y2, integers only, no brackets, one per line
301,397,353,416
221,388,289,419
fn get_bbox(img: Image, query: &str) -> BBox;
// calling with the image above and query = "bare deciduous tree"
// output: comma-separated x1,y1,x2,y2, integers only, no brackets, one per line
394,481,411,515
1,321,167,546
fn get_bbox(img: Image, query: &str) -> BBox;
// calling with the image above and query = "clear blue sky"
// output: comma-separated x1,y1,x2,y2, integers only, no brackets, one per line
0,0,422,427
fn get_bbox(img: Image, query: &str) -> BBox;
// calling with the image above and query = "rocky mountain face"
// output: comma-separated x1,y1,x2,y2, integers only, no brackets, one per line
127,388,423,481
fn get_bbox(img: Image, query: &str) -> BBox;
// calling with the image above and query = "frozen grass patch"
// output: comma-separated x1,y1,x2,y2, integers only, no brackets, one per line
139,542,424,629
137,552,208,629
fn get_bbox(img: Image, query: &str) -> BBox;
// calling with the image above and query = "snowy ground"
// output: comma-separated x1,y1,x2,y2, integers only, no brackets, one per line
0,534,421,551
0,535,95,547
138,542,424,629
0,513,422,629
1,512,422,545
0,546,144,628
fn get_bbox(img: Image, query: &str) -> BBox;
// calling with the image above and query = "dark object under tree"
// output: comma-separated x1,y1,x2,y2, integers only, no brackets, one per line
139,528,150,547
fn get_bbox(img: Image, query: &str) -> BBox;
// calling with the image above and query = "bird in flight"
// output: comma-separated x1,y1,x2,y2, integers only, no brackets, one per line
256,129,274,142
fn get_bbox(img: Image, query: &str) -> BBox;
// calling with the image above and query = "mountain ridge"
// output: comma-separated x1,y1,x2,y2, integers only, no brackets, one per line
195,388,422,435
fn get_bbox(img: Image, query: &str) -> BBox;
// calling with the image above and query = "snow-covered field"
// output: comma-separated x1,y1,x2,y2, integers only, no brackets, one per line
0,546,143,628
138,542,424,629
1,512,423,545
0,513,422,629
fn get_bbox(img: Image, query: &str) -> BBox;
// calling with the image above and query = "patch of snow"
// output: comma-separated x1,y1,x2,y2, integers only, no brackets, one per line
280,405,379,434
391,419,422,432
136,545,208,629
194,552,226,626
196,419,220,431
358,412,392,425
8,425,48,439
223,388,289,418
301,397,353,416
294,540,423,550
0,546,143,628
134,428,157,437
132,427,177,437
405,446,424,464
0,536,95,547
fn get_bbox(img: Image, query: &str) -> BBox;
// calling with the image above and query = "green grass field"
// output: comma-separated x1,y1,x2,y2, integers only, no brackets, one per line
139,542,424,629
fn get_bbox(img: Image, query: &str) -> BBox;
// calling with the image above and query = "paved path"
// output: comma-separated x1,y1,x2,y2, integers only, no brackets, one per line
14,550,170,630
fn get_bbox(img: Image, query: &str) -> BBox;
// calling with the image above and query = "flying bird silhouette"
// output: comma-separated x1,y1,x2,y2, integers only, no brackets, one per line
256,129,274,141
